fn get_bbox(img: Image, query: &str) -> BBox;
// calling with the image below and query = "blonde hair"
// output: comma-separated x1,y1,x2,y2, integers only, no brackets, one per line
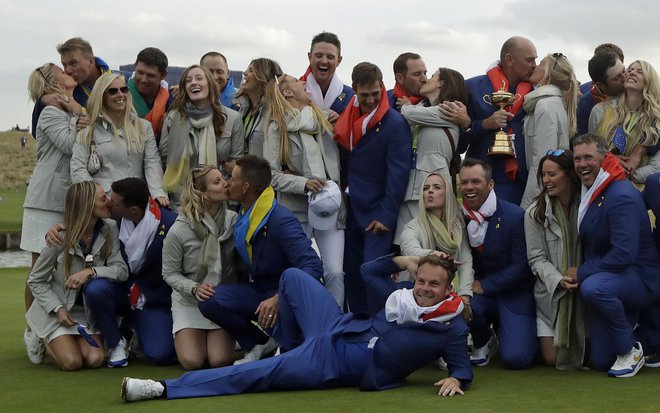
598,60,660,147
235,58,283,104
28,63,64,102
179,165,227,223
56,37,94,57
263,74,332,165
416,173,464,250
538,53,579,138
79,72,145,153
62,181,111,277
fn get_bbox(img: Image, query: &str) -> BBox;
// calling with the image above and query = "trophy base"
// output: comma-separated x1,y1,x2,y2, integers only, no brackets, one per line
488,130,516,157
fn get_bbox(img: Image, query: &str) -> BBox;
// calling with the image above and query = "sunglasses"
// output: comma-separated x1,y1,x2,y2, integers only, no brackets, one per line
106,86,129,96
546,148,565,156
551,53,564,71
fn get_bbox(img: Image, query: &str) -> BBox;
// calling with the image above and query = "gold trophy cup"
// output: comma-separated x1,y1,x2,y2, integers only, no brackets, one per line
483,82,520,156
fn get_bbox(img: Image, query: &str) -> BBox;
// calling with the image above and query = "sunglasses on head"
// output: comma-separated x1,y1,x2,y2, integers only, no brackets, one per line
551,52,564,71
546,148,565,156
106,86,129,96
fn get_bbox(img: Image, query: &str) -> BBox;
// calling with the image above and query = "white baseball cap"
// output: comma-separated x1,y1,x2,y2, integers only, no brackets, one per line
308,180,341,230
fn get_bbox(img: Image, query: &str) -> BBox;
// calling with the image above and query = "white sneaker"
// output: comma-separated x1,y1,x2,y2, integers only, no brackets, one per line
233,337,278,365
609,342,644,378
24,328,45,365
470,331,498,366
121,377,164,402
108,337,129,368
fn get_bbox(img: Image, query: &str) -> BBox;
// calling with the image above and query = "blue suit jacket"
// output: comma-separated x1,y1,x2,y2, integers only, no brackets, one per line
242,203,323,289
578,180,660,293
576,89,597,136
352,255,472,391
643,173,660,252
118,205,178,306
329,85,355,114
347,108,412,230
463,75,528,199
386,89,399,112
469,196,534,312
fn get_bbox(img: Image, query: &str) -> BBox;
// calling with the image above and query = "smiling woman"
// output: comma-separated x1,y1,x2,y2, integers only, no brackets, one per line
70,72,168,205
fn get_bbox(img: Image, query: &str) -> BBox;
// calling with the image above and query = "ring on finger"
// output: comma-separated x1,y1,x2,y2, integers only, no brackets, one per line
268,314,273,318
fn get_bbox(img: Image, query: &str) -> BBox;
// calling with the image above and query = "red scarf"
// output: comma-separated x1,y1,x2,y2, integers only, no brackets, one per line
128,197,162,309
300,65,312,82
588,152,626,205
486,65,532,181
333,84,390,150
392,83,423,105
590,83,609,105
420,292,463,322
144,87,169,138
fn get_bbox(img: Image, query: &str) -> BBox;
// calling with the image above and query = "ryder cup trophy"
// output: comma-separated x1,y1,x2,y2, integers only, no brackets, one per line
483,82,519,156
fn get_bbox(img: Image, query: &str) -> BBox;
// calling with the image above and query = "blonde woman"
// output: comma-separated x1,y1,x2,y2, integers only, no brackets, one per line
70,72,168,205
399,173,474,304
22,63,83,362
26,181,127,370
234,58,283,157
263,74,345,305
162,166,238,370
591,60,660,184
521,53,579,208
160,65,244,207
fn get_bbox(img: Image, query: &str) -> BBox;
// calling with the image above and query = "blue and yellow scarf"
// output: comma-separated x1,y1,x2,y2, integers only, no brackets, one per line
234,186,277,268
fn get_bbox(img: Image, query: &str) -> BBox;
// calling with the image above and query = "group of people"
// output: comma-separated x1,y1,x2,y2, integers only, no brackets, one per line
19,31,660,403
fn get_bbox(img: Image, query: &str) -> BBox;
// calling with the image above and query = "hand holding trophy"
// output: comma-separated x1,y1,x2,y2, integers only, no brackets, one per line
483,81,521,156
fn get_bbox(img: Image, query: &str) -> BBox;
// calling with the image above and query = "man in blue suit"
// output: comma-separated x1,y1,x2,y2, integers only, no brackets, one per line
197,155,323,364
459,158,538,369
84,177,178,366
336,62,412,313
642,172,660,252
462,36,537,205
121,254,472,402
573,134,660,377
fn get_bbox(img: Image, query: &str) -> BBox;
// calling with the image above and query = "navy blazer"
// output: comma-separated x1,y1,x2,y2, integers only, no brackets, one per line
330,85,355,114
347,108,412,230
470,196,534,296
118,205,178,306
643,173,660,252
243,203,323,289
353,255,473,391
578,180,660,293
463,74,528,186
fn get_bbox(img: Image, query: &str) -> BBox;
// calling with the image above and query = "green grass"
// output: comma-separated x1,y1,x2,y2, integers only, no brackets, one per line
0,190,25,232
2,266,659,412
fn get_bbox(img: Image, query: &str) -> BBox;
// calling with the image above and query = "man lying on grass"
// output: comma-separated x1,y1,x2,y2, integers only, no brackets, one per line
121,254,473,401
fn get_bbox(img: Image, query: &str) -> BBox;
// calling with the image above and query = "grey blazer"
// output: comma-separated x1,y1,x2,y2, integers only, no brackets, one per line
26,219,128,338
70,116,166,198
24,106,77,212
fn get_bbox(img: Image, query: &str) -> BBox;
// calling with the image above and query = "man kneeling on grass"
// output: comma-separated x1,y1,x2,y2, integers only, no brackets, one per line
121,254,473,401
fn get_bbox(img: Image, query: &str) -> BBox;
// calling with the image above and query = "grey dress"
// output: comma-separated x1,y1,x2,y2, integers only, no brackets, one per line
21,106,78,252
162,212,238,333
26,219,128,340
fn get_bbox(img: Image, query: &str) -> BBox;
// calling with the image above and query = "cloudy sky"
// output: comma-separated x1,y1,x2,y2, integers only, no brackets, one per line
1,0,658,131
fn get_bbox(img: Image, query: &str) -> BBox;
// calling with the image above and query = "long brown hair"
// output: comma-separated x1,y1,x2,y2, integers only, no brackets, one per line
171,65,226,136
531,149,580,224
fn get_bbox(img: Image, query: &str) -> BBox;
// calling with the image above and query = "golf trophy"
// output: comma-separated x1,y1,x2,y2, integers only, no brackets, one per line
483,82,520,156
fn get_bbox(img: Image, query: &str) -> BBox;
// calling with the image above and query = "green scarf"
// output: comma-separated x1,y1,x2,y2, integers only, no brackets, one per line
553,199,587,370
191,206,226,283
427,213,459,257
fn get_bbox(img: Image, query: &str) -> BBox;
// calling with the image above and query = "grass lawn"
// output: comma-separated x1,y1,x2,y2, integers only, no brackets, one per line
1,267,659,412
0,189,25,232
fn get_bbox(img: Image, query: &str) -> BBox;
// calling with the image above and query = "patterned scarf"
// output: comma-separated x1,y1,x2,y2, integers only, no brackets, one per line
590,82,609,104
577,152,626,231
128,77,169,139
462,190,497,252
334,84,390,150
234,186,277,268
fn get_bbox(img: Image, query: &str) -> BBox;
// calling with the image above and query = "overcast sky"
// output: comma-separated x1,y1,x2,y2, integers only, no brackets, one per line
1,0,659,131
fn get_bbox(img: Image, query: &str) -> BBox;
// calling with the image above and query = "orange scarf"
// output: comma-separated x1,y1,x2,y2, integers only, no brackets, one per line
334,84,390,150
590,83,609,104
392,83,423,105
486,65,532,181
144,87,169,138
